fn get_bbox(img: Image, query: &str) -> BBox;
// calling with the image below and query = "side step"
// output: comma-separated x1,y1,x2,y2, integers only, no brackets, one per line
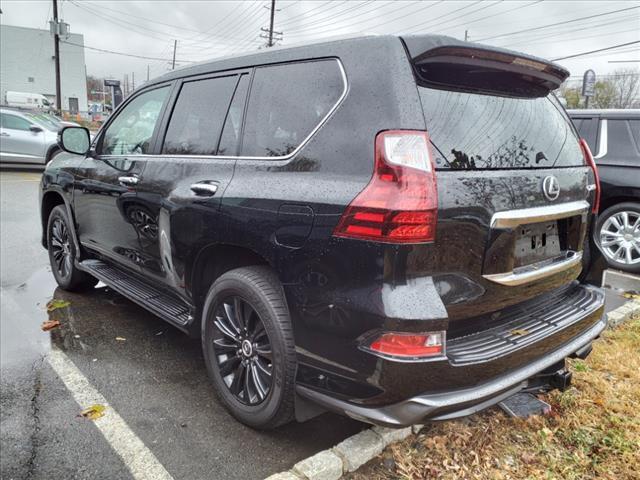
79,259,193,330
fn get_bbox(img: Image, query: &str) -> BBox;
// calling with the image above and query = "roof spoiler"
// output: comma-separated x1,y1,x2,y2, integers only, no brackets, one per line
401,35,569,98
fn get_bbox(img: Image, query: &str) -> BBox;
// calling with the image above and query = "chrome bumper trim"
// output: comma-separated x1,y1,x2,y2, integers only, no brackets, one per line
490,200,590,229
483,251,583,286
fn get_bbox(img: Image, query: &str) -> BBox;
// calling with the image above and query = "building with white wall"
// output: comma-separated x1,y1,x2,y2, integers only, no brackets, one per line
0,24,88,112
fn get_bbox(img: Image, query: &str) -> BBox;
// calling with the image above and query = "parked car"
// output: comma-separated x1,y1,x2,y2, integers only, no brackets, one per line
569,109,640,273
41,35,605,429
0,107,78,166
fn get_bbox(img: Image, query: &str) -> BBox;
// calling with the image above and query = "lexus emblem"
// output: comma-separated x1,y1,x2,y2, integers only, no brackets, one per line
542,176,560,201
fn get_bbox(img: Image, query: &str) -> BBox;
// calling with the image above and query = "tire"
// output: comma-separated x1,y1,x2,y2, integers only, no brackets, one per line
202,266,296,429
47,205,98,291
595,202,640,274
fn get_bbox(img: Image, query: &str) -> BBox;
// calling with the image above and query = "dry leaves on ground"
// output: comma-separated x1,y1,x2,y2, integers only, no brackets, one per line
41,319,60,331
348,317,640,480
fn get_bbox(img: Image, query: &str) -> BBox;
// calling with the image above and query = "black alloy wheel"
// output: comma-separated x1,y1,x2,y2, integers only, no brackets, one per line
50,217,73,279
212,296,273,405
202,266,296,429
47,205,98,291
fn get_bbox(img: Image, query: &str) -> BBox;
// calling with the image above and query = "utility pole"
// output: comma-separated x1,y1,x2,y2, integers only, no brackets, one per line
132,71,135,91
52,0,62,112
147,65,150,82
260,1,282,48
172,40,177,70
464,30,469,41
268,0,276,47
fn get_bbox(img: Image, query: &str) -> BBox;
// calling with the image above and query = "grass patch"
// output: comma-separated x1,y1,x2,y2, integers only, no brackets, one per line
348,317,640,480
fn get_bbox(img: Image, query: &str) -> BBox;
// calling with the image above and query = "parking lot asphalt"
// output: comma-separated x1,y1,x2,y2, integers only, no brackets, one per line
0,171,364,480
1,170,635,480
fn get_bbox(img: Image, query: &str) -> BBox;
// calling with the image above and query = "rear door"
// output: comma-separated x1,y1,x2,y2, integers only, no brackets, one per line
133,70,250,296
402,39,594,322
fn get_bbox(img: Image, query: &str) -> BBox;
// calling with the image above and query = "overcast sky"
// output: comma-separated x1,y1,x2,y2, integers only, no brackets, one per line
1,0,638,85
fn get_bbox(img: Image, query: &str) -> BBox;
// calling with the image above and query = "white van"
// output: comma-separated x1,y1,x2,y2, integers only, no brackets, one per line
4,91,53,111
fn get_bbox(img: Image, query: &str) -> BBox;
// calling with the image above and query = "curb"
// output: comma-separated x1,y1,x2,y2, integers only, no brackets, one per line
265,298,640,480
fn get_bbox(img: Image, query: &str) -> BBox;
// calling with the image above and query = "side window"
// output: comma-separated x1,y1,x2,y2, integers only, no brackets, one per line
573,117,598,153
163,75,237,155
606,119,640,165
241,59,344,157
218,74,250,156
101,86,169,156
1,113,32,131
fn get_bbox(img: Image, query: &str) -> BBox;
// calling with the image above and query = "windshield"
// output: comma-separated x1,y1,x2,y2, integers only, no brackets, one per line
24,112,62,132
418,87,584,170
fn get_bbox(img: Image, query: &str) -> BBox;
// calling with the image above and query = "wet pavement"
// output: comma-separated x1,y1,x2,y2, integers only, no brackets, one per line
0,171,364,480
1,171,635,480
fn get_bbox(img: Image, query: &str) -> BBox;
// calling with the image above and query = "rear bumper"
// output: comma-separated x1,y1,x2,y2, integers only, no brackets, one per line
297,310,607,427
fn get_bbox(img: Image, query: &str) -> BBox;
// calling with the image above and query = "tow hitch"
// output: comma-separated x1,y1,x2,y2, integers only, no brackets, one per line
550,368,573,391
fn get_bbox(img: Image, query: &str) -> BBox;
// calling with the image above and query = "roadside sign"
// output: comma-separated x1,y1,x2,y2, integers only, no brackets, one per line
104,79,120,87
582,70,596,97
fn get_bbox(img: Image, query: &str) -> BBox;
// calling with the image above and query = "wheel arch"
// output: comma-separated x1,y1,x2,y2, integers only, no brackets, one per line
40,188,82,257
599,194,640,213
45,144,61,164
189,243,274,319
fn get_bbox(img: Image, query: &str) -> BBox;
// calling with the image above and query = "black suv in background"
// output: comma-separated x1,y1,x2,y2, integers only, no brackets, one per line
569,109,640,274
41,35,605,429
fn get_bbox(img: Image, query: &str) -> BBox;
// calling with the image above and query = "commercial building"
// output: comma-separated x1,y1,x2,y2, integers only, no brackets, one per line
0,24,88,112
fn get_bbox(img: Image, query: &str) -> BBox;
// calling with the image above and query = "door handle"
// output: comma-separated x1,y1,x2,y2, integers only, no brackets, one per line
118,175,139,186
190,182,218,196
0,132,9,137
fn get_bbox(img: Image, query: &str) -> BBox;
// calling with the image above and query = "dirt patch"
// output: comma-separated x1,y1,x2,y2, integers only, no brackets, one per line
348,317,640,480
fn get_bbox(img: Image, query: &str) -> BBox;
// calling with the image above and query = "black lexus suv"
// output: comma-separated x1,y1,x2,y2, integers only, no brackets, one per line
41,35,606,429
569,109,640,274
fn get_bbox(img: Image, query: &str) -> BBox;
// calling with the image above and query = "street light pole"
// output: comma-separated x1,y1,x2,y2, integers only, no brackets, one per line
52,0,62,113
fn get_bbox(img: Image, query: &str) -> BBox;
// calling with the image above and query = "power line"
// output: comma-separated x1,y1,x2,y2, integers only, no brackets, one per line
60,39,195,63
283,0,380,36
551,40,640,61
498,15,640,48
429,0,543,35
475,5,640,42
287,0,443,39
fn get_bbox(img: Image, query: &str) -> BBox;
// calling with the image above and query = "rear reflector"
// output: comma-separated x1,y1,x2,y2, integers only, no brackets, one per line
580,138,600,214
367,332,445,359
333,130,437,243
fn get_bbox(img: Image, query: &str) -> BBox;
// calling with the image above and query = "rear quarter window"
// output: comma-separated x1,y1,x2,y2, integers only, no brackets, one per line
241,59,344,158
572,117,599,154
419,87,584,170
604,119,640,166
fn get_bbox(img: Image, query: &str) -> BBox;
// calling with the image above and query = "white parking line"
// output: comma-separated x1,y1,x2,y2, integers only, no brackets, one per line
47,348,174,480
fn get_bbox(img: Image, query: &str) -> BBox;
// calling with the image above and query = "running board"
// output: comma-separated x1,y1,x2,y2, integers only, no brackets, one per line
79,259,193,330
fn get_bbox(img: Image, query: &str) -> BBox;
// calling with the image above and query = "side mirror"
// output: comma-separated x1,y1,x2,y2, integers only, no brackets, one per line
29,125,43,133
58,126,91,155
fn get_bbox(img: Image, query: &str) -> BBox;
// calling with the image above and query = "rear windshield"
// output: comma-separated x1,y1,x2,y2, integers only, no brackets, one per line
418,87,584,170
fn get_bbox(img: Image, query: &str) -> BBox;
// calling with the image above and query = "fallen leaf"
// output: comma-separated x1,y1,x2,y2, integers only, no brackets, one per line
46,299,70,312
81,404,106,420
41,320,60,331
510,329,530,336
115,337,126,341
621,291,639,300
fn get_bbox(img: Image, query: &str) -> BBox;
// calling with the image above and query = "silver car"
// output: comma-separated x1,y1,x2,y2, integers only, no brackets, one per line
0,108,77,166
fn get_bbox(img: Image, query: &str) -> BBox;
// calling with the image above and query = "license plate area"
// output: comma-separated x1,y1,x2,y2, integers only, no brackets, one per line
513,216,583,268
514,221,560,267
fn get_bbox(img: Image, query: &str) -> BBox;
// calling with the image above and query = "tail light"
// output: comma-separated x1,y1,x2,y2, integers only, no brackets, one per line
580,138,600,214
365,331,445,360
333,130,437,243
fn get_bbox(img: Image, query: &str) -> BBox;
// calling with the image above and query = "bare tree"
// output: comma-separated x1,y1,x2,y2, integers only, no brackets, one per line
611,68,640,108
